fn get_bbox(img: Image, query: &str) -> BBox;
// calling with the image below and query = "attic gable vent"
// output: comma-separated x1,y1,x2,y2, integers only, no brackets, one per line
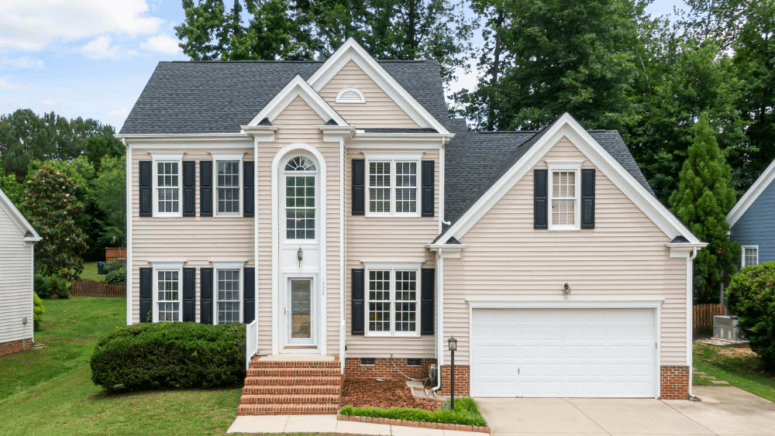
336,88,365,103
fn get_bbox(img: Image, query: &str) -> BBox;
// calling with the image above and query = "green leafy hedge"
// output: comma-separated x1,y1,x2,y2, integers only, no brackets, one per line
339,398,487,427
91,322,246,392
34,274,68,299
33,292,44,330
726,262,775,372
105,267,126,284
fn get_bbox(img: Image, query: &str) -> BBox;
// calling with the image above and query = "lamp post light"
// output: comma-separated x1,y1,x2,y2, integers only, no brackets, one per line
448,337,458,410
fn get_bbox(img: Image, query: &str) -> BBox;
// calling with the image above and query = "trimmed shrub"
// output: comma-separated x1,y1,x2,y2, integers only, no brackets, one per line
339,398,487,427
91,322,246,392
726,262,775,372
34,274,50,298
105,267,126,284
104,260,126,274
33,292,44,330
33,275,68,299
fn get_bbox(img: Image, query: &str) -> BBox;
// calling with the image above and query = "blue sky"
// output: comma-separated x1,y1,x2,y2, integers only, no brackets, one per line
0,0,686,132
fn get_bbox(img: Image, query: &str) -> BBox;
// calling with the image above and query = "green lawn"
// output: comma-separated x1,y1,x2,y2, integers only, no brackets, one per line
79,262,105,282
693,342,775,402
0,297,325,436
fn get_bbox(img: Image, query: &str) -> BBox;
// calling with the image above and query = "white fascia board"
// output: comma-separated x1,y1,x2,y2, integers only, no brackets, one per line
117,133,251,144
247,75,347,126
0,187,41,241
466,298,664,309
436,113,702,245
727,158,775,227
668,242,708,258
307,38,449,135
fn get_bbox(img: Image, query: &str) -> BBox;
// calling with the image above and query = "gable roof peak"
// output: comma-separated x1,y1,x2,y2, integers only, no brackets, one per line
727,157,775,227
0,188,41,242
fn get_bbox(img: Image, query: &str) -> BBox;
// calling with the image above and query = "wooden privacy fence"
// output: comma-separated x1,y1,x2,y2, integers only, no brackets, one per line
71,280,126,298
694,303,725,330
105,247,127,262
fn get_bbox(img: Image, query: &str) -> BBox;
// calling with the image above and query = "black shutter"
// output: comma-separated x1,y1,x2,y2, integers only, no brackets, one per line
421,268,435,335
243,267,255,323
534,169,548,229
200,268,213,324
139,267,153,323
351,269,365,335
243,161,255,218
139,161,152,217
581,168,595,229
182,267,196,322
183,161,196,217
200,161,213,217
352,159,365,215
421,161,434,217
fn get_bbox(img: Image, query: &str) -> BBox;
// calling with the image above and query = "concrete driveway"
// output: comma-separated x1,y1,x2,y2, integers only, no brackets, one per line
477,387,775,435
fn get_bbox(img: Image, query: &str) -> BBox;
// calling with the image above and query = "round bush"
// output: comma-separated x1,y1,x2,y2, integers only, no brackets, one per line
48,277,69,299
33,292,44,330
105,267,126,284
726,262,775,372
104,260,126,274
34,274,50,298
90,322,246,392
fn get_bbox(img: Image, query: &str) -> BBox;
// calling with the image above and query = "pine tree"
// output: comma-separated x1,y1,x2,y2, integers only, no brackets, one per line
670,112,741,302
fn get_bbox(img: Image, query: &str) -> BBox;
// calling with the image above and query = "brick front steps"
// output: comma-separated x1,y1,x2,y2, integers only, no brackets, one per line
238,356,342,416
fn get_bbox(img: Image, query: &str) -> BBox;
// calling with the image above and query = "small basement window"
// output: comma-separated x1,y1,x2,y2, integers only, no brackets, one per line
407,358,422,367
360,358,376,366
336,88,365,103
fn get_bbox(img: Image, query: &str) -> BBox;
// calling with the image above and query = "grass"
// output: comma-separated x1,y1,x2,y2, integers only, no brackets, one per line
79,262,105,282
339,397,487,427
693,342,775,402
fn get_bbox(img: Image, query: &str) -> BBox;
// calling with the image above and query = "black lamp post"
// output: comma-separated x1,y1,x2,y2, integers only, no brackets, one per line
448,337,458,410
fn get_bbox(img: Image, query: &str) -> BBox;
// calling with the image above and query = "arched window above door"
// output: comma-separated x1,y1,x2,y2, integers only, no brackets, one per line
285,156,316,172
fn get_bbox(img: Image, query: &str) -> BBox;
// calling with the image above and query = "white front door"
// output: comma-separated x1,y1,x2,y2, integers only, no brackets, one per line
471,308,657,398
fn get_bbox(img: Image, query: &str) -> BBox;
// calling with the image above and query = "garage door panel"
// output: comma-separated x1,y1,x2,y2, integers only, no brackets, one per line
471,308,656,398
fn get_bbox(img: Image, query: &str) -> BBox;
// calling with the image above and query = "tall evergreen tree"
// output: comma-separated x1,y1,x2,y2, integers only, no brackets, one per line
670,113,740,303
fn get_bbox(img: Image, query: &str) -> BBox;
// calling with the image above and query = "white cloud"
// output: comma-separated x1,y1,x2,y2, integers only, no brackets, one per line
0,76,20,90
2,55,43,69
140,34,181,55
79,36,136,60
109,107,130,117
0,0,163,51
42,98,56,106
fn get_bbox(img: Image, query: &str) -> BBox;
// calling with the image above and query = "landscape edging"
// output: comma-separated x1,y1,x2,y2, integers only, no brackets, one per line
336,413,490,433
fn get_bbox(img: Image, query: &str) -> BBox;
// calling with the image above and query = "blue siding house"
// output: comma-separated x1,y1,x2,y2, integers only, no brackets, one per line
727,159,775,268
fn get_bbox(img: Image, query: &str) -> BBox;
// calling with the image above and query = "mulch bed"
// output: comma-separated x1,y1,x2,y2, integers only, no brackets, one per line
341,378,441,411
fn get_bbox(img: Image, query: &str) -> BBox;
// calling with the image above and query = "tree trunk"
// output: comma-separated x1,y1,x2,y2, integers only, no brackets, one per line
486,12,504,131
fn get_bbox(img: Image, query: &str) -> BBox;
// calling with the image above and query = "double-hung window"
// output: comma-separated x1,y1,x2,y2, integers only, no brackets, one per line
210,151,245,217
547,161,582,230
150,261,184,322
212,261,245,324
742,246,759,267
364,152,423,217
364,263,421,337
150,152,185,217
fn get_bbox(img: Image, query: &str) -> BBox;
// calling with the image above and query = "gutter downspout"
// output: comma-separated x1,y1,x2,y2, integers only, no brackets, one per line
340,137,346,374
254,137,260,353
432,248,444,392
688,246,698,400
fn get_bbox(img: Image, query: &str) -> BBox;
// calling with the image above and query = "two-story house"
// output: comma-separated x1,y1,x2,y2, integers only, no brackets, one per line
119,39,705,411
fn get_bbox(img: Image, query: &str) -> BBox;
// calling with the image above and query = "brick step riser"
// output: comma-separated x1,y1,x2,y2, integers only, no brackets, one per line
246,368,341,377
237,405,339,416
243,376,342,386
249,361,340,369
239,394,340,405
242,386,341,395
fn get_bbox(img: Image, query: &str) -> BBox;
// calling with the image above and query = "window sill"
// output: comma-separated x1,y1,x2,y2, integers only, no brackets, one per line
364,333,421,338
153,213,183,218
547,226,580,231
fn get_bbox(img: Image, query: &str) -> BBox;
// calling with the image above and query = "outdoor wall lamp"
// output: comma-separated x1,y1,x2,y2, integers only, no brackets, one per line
563,282,571,295
448,337,458,410
298,247,303,267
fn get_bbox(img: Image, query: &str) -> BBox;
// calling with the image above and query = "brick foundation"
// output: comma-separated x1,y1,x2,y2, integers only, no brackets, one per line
344,358,436,380
0,338,32,357
661,365,689,400
439,364,470,397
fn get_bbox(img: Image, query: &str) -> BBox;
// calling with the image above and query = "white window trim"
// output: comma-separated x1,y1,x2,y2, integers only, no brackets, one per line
281,153,319,243
150,151,185,218
210,151,245,217
741,245,759,267
336,87,366,103
363,151,424,218
149,261,185,323
363,261,422,338
211,260,246,325
547,160,583,231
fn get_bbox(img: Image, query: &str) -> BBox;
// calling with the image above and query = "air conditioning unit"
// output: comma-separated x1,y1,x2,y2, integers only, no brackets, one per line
713,316,745,342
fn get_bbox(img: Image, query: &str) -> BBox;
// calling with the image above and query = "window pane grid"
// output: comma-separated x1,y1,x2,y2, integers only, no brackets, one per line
217,161,240,214
157,270,180,322
744,248,758,267
368,270,391,332
394,270,417,332
285,175,315,240
369,162,391,213
551,170,576,226
367,269,418,335
157,162,179,213
395,162,417,213
217,269,240,324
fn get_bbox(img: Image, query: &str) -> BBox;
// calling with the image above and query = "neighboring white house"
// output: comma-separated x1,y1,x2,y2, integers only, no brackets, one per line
0,188,41,357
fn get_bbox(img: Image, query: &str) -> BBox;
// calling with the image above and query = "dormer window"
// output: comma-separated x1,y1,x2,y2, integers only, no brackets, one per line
336,88,365,103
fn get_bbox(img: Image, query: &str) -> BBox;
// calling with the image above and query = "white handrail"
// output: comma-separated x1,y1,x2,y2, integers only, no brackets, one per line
246,320,258,370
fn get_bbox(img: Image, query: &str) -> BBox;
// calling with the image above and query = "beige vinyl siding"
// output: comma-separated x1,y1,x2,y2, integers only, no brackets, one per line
130,147,255,324
443,137,687,366
319,61,419,129
344,148,439,358
255,96,341,355
0,206,34,344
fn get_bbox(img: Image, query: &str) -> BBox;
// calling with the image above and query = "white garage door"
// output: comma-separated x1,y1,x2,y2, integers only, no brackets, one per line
471,308,657,398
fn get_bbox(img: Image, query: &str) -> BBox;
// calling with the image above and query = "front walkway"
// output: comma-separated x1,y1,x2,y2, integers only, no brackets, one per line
227,415,477,435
